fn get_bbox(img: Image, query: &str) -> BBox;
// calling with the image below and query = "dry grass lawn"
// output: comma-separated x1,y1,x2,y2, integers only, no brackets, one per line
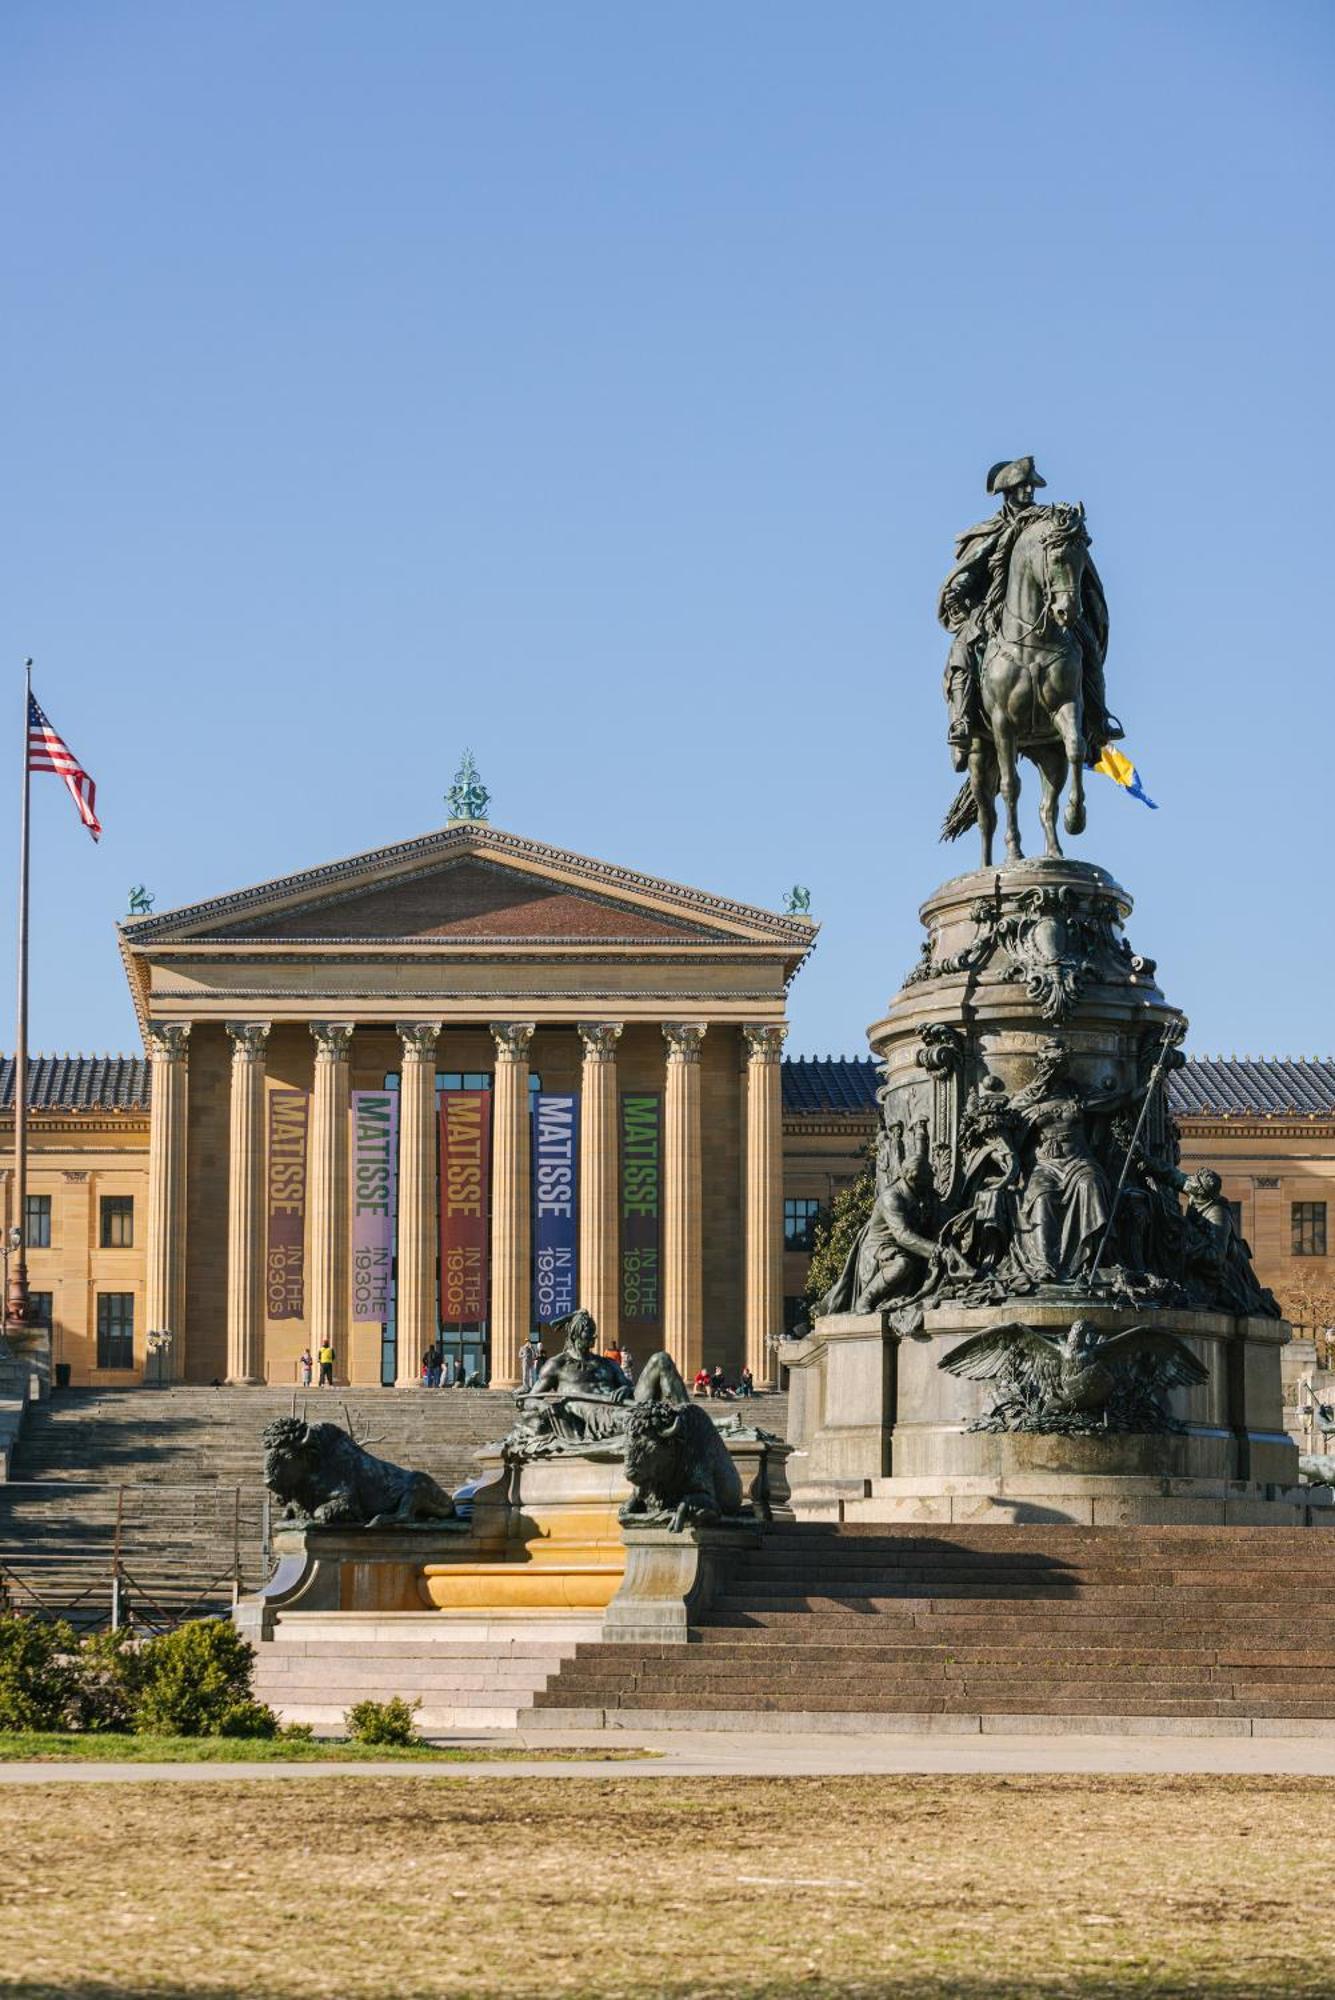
4,1773,1333,1999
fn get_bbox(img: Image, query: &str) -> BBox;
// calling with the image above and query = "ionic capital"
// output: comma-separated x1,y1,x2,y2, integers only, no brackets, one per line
310,1021,354,1064
226,1021,271,1064
145,1022,191,1062
490,1022,535,1064
663,1022,708,1065
578,1022,623,1064
743,1023,788,1066
396,1020,442,1063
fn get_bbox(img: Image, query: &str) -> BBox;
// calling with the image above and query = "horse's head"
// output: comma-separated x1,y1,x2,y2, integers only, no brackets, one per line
1043,502,1089,631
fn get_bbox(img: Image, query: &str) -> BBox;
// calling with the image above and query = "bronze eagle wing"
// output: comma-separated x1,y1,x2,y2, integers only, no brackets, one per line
938,1321,1064,1383
1093,1325,1208,1389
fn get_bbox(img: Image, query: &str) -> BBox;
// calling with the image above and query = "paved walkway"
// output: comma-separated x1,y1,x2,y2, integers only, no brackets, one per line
6,1729,1335,1781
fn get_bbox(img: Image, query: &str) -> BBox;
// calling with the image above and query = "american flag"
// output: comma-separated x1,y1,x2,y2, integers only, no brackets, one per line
28,694,101,840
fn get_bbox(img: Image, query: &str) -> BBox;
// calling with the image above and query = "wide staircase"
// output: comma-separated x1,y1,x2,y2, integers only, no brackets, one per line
0,1385,520,1631
523,1522,1335,1734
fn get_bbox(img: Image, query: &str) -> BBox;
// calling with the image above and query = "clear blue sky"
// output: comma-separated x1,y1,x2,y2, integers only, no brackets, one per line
2,1,1331,1062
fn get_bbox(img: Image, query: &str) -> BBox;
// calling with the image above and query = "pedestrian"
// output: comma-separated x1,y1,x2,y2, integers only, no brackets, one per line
520,1337,542,1391
317,1341,335,1387
299,1348,313,1389
738,1364,755,1398
693,1367,711,1397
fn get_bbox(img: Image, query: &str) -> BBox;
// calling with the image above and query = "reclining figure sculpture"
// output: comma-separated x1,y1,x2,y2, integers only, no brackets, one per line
507,1308,744,1529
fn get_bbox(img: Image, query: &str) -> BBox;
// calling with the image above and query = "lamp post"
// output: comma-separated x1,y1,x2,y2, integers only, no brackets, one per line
146,1328,174,1389
0,1226,21,1344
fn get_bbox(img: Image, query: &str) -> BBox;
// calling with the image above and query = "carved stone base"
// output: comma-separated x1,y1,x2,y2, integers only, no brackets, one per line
602,1523,764,1644
838,1473,1334,1528
781,1300,1303,1523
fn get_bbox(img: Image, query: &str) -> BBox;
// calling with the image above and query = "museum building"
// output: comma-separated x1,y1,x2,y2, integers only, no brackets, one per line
5,818,1335,1390
1,820,813,1389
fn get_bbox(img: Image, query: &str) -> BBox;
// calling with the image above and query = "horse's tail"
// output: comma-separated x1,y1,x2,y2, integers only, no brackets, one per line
940,779,977,843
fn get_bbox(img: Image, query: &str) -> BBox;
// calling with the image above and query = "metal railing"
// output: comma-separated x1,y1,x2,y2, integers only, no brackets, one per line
0,1480,271,1633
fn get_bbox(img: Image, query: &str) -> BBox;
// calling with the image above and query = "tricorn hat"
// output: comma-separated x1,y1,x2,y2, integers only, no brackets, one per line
986,455,1047,495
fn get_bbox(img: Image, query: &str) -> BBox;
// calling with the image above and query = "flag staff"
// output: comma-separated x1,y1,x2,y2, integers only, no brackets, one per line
7,659,31,1327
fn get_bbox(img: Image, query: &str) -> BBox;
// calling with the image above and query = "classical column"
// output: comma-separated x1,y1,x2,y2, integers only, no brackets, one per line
578,1022,623,1344
308,1022,354,1370
225,1021,271,1385
744,1024,788,1388
144,1022,191,1379
663,1023,707,1378
489,1022,535,1388
395,1021,441,1386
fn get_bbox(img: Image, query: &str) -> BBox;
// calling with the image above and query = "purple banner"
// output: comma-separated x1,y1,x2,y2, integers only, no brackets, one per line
532,1092,579,1325
266,1090,307,1321
620,1091,661,1335
440,1090,491,1325
350,1089,398,1323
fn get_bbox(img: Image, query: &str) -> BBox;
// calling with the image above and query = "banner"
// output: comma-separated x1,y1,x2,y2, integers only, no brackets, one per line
532,1092,579,1325
440,1089,491,1325
350,1090,398,1323
265,1090,308,1320
620,1091,662,1337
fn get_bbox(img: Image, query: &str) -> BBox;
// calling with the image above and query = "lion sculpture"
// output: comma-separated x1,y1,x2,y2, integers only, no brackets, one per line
620,1390,744,1533
261,1415,457,1526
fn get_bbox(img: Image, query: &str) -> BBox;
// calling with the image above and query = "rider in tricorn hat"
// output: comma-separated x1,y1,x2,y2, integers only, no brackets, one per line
939,457,1120,771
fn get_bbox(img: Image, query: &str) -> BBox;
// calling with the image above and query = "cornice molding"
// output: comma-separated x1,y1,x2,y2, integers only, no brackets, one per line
119,823,817,948
147,987,786,1003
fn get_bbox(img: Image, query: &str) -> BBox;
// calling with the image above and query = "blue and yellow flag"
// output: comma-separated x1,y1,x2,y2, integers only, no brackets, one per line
1094,746,1157,810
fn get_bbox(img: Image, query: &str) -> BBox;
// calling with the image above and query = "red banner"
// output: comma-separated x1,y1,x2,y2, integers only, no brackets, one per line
439,1089,491,1326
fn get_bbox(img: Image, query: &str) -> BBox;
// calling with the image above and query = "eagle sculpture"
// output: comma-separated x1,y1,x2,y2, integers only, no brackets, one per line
939,1316,1208,1435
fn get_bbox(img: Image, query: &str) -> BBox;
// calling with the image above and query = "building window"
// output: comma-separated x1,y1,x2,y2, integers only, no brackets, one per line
1292,1202,1327,1258
23,1194,51,1249
99,1195,134,1249
96,1293,135,1370
28,1291,52,1328
784,1198,822,1252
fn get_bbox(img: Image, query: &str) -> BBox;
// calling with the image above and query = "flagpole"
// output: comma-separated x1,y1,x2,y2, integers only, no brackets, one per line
7,659,31,1327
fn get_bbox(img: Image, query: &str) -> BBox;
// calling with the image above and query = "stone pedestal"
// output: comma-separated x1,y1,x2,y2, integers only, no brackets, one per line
781,854,1319,1528
603,1523,764,1644
781,1303,1313,1525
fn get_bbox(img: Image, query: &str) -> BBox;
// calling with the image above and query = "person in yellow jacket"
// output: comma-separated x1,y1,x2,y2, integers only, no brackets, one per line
317,1341,335,1387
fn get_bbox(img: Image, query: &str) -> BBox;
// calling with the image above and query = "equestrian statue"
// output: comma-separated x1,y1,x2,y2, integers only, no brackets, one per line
940,456,1122,867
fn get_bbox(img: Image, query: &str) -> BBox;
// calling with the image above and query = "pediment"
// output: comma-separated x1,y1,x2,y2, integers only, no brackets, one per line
207,857,718,943
120,822,815,952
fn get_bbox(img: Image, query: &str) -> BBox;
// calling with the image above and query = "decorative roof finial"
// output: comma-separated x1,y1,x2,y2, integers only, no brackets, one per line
783,884,812,916
446,750,490,824
127,885,155,916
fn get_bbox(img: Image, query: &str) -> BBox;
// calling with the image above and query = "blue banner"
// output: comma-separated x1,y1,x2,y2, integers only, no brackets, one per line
532,1092,579,1325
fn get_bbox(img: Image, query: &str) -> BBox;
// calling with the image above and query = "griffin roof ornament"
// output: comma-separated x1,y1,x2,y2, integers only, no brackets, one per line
445,749,490,824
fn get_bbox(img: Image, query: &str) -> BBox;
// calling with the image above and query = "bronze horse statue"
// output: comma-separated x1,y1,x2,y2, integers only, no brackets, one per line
945,502,1097,867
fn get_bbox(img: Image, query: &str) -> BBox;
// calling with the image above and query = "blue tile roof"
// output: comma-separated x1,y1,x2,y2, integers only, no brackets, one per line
3,1050,1335,1121
782,1055,1335,1121
0,1055,151,1111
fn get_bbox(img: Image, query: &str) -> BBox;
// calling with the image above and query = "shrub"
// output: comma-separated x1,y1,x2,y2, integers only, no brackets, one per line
215,1699,280,1740
129,1619,260,1738
344,1696,420,1747
278,1721,315,1743
70,1628,136,1733
0,1615,82,1731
